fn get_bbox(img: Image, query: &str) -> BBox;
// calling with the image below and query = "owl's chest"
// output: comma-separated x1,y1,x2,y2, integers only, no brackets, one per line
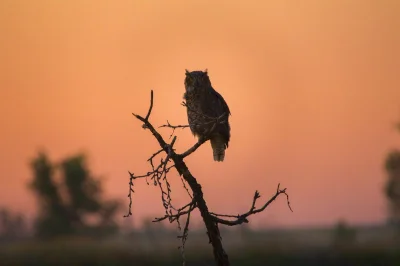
185,91,205,111
186,97,205,121
184,92,208,133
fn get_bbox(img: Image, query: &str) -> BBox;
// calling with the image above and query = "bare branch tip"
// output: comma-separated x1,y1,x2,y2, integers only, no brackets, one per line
144,90,154,121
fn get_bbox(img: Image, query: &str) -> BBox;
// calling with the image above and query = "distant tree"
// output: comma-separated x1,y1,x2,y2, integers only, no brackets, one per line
29,151,122,239
384,121,400,228
60,155,102,231
384,150,400,227
29,152,72,238
0,209,11,238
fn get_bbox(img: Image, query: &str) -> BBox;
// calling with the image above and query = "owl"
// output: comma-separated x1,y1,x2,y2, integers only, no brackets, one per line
183,69,231,162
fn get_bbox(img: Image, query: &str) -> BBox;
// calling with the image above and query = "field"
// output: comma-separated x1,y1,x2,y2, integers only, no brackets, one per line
1,225,399,266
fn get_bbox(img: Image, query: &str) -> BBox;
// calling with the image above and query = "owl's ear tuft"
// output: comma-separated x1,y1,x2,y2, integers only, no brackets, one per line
204,68,208,74
185,69,190,75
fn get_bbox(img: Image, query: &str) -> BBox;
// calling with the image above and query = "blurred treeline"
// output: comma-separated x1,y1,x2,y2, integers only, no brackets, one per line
0,152,122,243
1,124,400,266
28,152,122,239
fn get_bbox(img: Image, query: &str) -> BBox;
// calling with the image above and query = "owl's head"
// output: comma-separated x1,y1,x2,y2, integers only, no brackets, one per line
184,69,211,93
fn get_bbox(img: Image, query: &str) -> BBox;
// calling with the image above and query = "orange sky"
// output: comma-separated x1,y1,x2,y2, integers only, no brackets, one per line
1,0,400,229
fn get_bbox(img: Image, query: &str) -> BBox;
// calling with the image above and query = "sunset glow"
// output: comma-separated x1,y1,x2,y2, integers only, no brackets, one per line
1,0,400,229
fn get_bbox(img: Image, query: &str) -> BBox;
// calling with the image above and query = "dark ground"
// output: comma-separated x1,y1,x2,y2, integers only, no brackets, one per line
1,225,399,266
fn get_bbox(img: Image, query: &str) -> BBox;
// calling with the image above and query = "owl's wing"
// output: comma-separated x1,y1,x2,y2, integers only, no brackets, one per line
208,87,231,117
203,87,231,147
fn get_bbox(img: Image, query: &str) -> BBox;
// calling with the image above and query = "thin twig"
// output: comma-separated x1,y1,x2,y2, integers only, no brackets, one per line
153,201,196,223
145,90,154,121
123,171,136,217
178,205,192,266
181,177,193,199
159,120,190,139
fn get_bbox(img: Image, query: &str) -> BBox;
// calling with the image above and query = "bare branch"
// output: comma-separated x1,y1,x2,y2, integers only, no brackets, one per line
126,90,291,266
179,137,208,158
123,171,135,217
145,90,154,121
210,184,293,226
148,148,164,164
159,120,190,139
132,96,170,155
159,121,190,130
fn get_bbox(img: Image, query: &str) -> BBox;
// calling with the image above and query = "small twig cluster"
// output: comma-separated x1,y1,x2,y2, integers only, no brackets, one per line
124,90,292,266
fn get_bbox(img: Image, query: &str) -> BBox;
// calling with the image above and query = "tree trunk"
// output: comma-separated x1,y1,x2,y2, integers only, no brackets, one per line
174,157,230,266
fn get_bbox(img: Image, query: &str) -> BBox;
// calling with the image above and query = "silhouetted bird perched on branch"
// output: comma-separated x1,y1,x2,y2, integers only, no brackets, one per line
183,69,231,162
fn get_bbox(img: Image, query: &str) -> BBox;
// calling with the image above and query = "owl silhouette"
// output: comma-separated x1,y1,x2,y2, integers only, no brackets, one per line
183,69,231,162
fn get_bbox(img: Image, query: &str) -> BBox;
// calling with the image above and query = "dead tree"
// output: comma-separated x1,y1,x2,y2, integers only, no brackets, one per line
124,90,292,266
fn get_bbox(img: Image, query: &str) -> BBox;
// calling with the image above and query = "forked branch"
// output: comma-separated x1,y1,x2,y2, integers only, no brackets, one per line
210,184,292,226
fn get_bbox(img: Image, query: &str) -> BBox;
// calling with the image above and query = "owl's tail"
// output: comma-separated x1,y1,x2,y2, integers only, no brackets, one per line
210,135,226,162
